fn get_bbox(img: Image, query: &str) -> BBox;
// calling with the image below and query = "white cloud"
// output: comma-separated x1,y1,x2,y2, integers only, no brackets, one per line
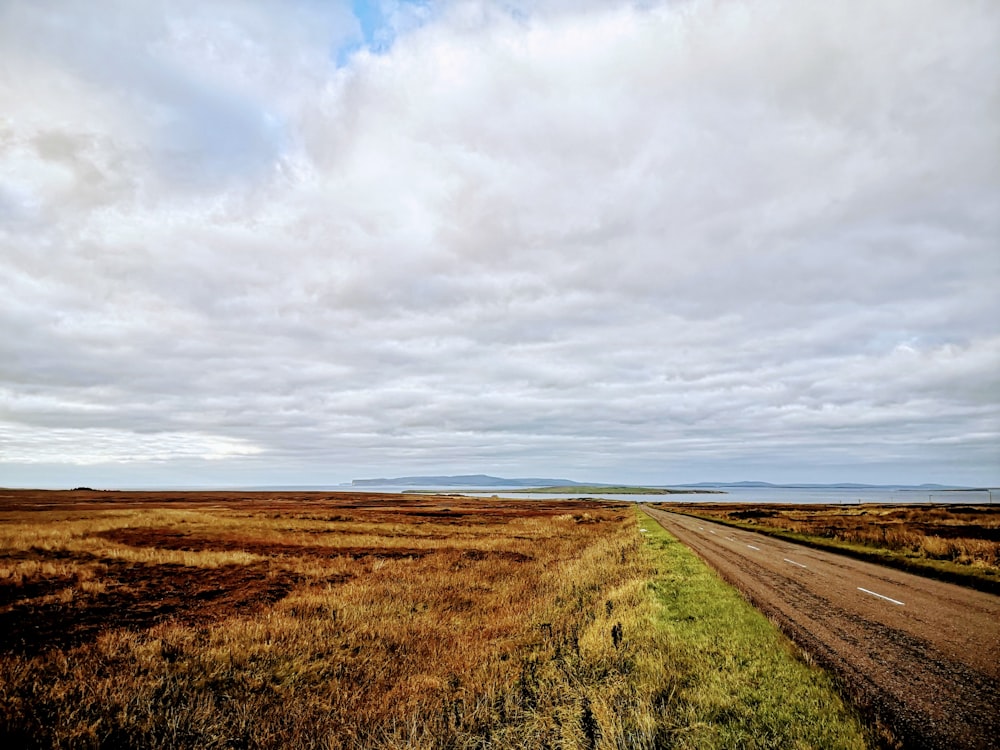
1,0,997,486
0,423,261,465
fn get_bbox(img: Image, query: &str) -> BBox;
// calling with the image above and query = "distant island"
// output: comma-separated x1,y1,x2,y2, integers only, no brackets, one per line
487,485,723,495
675,481,972,490
351,474,583,487
349,476,975,492
351,476,723,494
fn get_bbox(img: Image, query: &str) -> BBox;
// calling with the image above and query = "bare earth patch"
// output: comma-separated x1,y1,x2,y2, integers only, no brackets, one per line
0,549,302,656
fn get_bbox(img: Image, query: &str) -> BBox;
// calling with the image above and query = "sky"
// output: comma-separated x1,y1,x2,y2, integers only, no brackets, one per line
1,0,998,489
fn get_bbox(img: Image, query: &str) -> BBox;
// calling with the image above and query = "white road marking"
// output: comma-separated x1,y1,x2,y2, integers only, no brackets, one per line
726,537,737,542
698,526,705,530
857,587,905,606
709,530,717,535
784,558,808,569
747,544,761,551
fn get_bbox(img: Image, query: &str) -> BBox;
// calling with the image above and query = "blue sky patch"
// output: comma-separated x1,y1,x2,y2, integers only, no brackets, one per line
336,0,429,66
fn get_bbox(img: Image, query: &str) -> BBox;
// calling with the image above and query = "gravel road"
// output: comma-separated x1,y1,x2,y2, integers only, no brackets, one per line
643,506,1000,750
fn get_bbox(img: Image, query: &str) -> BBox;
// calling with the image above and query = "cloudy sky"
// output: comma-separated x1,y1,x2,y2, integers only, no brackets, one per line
1,0,998,489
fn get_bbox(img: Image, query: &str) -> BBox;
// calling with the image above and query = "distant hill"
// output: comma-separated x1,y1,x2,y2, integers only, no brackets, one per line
56,480,987,493
351,474,584,488
496,485,724,495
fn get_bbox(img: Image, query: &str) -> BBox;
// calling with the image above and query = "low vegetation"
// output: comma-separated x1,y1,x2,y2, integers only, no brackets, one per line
0,490,866,748
635,511,868,749
660,502,1000,593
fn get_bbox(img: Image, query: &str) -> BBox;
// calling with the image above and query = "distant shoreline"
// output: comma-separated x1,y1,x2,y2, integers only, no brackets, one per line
409,485,727,495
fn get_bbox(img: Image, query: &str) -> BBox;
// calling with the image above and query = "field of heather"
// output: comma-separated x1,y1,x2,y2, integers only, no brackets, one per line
0,490,868,749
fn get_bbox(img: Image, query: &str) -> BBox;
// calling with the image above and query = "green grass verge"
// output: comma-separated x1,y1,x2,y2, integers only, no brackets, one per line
665,509,1000,596
637,509,870,749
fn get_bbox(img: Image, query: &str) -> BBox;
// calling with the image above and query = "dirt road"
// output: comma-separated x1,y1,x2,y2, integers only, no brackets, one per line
643,506,1000,750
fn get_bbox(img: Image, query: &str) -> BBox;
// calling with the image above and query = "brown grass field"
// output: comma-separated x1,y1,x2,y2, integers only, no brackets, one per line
659,502,1000,589
0,489,870,749
0,490,658,748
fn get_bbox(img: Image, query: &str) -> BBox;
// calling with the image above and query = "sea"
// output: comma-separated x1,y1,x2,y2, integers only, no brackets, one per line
353,485,996,505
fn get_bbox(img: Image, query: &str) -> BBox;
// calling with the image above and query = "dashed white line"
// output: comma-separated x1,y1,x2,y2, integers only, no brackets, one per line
857,587,905,606
709,530,717,535
784,558,808,569
747,544,761,551
726,536,737,542
698,526,705,530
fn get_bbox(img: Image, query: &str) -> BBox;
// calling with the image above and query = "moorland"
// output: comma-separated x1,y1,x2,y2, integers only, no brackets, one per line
0,489,867,749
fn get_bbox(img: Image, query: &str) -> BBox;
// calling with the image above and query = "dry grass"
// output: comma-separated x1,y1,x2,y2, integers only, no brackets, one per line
0,491,658,748
0,490,868,748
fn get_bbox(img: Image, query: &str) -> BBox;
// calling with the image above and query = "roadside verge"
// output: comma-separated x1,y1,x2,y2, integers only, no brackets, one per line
635,508,870,749
659,507,1000,595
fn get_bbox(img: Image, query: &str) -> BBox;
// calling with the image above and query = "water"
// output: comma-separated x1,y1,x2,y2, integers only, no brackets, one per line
360,485,995,505
655,486,994,505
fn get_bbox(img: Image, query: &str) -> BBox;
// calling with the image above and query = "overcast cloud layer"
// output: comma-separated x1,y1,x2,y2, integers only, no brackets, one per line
2,0,998,488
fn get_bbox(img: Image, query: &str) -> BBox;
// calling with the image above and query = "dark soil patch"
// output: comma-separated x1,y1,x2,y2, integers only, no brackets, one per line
0,576,78,608
0,548,89,607
910,524,1000,541
730,509,779,520
460,549,532,563
0,551,302,657
94,527,534,563
95,527,441,560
